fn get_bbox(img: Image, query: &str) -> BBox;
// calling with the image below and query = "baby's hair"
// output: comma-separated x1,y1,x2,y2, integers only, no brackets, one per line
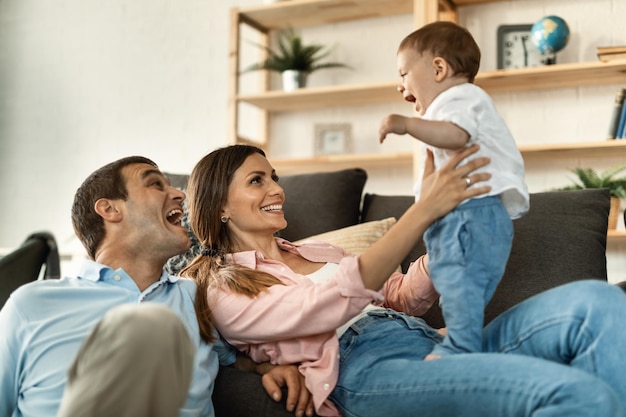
399,21,480,83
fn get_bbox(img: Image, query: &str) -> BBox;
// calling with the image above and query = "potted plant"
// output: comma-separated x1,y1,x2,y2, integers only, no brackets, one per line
242,28,350,91
559,165,626,229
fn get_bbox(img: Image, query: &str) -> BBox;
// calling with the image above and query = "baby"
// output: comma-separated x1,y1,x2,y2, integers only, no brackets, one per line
379,21,529,359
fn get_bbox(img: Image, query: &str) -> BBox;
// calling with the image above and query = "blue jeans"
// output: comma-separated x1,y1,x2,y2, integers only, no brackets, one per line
424,196,513,356
329,281,626,417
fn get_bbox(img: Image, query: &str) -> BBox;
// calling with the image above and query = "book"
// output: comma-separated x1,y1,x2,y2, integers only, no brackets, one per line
607,88,626,139
615,95,626,139
597,46,626,62
599,52,626,62
597,45,626,54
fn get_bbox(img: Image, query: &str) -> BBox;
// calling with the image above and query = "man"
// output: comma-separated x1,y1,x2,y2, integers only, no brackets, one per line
0,156,313,417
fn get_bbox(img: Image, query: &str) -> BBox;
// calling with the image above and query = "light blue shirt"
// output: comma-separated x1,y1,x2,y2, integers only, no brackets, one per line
0,260,235,417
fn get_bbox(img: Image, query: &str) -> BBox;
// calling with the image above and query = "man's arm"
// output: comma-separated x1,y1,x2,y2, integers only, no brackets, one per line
234,353,314,417
0,299,21,417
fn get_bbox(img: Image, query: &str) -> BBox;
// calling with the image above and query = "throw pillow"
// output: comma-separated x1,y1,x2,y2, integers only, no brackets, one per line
295,217,397,255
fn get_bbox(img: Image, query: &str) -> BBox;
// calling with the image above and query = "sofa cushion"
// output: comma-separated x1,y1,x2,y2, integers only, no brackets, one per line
213,366,298,417
165,172,189,190
277,168,368,242
361,194,425,273
361,189,610,328
488,188,609,324
295,217,397,255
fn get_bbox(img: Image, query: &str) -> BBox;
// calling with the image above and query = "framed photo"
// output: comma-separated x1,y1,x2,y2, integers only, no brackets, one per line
497,24,550,69
314,123,352,156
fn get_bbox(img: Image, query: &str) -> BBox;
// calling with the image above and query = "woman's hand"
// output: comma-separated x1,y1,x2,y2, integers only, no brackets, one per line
235,353,314,416
418,144,491,222
262,365,315,417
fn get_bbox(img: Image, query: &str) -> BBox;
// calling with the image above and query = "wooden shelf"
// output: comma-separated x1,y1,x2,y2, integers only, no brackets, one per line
608,230,626,243
237,0,413,31
478,60,626,93
238,60,626,112
520,140,626,159
271,140,626,174
238,81,399,112
451,0,504,4
236,0,501,31
272,152,413,175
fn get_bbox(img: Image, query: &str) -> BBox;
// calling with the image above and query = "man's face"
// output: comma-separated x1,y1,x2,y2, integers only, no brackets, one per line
118,163,190,261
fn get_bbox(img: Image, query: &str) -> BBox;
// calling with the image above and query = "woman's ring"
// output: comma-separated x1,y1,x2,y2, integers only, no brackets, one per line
465,176,472,187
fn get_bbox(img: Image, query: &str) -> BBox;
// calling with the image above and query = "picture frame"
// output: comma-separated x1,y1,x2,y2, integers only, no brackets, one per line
314,123,352,156
497,24,549,69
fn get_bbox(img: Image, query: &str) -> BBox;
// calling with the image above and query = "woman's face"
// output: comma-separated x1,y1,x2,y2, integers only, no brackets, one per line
222,152,287,242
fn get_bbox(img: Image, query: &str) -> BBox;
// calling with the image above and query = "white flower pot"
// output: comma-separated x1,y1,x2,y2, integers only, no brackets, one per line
282,70,308,92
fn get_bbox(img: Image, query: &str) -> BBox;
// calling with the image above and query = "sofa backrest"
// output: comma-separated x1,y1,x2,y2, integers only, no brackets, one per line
276,168,368,242
362,188,610,327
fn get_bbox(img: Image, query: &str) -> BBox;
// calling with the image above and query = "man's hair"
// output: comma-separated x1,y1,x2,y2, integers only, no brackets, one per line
399,21,481,83
71,156,158,260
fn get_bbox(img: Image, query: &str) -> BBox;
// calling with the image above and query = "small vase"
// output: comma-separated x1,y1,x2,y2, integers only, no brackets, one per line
282,70,308,92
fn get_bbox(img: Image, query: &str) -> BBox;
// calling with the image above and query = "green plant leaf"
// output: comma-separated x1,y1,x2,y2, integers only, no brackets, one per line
556,164,626,199
241,27,350,74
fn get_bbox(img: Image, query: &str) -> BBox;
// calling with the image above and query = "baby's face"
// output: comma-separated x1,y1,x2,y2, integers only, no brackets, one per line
396,48,440,116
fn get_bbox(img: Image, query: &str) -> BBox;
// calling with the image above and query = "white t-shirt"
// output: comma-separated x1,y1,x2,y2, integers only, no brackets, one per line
415,83,529,219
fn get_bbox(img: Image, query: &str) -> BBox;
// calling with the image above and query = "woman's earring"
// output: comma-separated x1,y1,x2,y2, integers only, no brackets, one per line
220,215,228,223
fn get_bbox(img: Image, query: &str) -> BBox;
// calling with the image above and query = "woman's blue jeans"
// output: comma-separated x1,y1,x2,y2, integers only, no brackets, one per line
329,280,626,417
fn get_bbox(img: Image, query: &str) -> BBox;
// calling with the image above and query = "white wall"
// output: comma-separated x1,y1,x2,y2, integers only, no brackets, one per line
1,0,625,281
0,0,259,252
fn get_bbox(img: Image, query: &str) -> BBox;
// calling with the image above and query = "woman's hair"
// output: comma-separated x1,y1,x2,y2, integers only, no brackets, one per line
71,156,157,259
181,144,283,343
399,21,481,83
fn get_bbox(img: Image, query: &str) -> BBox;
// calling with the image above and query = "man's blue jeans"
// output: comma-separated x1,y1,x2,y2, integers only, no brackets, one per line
424,196,513,356
330,281,626,417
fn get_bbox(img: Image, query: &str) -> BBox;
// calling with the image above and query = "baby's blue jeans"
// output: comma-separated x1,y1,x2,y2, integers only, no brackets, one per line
425,195,513,356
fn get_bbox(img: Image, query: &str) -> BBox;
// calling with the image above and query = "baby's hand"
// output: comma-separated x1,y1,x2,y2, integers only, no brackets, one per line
378,114,408,143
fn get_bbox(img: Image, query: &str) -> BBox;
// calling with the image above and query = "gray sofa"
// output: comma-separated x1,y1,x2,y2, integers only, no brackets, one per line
166,167,621,417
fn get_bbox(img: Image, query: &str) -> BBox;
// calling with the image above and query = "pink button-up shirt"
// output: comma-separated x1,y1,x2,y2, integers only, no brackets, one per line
209,238,437,416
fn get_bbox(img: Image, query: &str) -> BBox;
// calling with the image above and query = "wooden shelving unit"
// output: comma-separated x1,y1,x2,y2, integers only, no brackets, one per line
229,0,626,148
229,0,626,243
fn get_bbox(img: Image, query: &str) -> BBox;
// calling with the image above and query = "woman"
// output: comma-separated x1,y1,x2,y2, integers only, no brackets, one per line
182,144,626,417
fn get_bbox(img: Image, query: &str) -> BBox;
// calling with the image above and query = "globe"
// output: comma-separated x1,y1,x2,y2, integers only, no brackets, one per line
530,15,570,54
